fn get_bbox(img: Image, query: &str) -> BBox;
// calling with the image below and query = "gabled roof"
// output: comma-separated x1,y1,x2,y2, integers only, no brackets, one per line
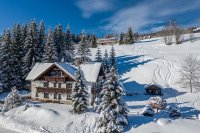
26,63,53,81
26,62,103,83
25,63,76,81
144,82,163,89
80,62,102,82
55,62,76,80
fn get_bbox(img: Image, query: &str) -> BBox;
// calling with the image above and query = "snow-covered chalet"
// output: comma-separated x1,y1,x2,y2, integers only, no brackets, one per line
26,62,104,105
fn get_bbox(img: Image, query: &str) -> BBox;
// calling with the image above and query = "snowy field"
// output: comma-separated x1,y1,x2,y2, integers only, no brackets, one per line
1,33,200,133
0,128,19,133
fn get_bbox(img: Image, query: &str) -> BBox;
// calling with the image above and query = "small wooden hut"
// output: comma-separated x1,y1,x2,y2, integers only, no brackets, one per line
145,83,163,95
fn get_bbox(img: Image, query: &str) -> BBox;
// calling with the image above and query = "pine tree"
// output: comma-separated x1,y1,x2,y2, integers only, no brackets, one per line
42,28,58,63
21,24,28,78
95,47,102,62
96,67,128,133
2,86,22,112
54,24,65,62
125,27,134,44
119,33,124,45
38,21,45,62
90,35,97,48
103,49,110,74
72,66,88,114
110,45,116,69
21,24,28,46
64,24,75,63
168,105,181,119
23,20,39,76
0,30,13,91
12,24,25,89
77,31,91,63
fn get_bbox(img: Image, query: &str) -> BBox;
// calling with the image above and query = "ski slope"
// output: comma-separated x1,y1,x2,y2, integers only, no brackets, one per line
1,33,200,133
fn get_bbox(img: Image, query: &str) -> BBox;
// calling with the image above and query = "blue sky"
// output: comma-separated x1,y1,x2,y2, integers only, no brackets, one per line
0,0,200,35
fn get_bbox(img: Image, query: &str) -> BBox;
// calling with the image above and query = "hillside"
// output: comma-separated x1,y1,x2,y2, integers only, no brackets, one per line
1,33,200,133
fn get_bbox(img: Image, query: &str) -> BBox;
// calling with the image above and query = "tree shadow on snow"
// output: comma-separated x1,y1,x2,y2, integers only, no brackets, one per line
180,106,200,119
162,87,186,100
117,55,154,76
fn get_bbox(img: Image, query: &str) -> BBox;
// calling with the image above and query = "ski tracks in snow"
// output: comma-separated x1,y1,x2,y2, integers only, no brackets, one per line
193,93,200,107
153,58,173,87
165,60,172,87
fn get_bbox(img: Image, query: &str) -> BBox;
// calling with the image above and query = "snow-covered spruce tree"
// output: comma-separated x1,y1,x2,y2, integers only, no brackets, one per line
96,67,128,133
95,47,102,62
90,35,97,48
119,33,124,45
2,86,22,112
71,66,88,114
0,30,13,91
21,23,28,46
23,20,40,77
110,45,116,70
37,21,45,62
64,24,75,63
11,24,25,89
42,28,58,63
168,105,181,119
54,24,65,62
103,49,110,74
77,31,91,63
125,27,134,44
21,24,28,77
93,96,101,111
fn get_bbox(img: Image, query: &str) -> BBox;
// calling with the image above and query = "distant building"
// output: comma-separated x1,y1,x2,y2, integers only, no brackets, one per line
145,83,163,95
97,37,118,45
26,62,104,105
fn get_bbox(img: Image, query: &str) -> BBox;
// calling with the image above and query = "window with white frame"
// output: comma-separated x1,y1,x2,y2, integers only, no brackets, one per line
66,93,71,100
58,83,62,88
44,93,49,98
54,93,57,99
66,83,72,88
44,82,49,88
58,94,61,100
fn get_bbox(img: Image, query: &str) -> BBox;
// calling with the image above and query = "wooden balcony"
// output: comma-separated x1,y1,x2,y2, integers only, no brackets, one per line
44,76,65,82
37,87,72,93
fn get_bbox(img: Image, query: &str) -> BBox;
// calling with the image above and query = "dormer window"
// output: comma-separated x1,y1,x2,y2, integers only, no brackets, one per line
51,71,58,76
50,70,63,77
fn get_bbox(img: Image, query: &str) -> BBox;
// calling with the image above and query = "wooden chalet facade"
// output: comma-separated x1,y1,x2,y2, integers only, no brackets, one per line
145,83,163,96
26,62,104,105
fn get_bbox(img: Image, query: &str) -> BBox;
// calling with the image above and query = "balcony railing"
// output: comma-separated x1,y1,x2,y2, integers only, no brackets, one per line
44,76,65,82
37,87,72,93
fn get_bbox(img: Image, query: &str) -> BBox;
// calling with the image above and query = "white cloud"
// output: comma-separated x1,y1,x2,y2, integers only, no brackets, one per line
76,0,113,18
101,0,200,33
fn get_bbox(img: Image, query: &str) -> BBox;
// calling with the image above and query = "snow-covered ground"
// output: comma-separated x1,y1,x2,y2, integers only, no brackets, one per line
1,33,200,133
0,128,19,133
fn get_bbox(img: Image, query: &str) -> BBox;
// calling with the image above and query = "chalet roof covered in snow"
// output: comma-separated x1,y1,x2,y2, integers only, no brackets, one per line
26,63,53,81
26,63,76,81
26,62,102,82
80,62,102,82
144,82,163,89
